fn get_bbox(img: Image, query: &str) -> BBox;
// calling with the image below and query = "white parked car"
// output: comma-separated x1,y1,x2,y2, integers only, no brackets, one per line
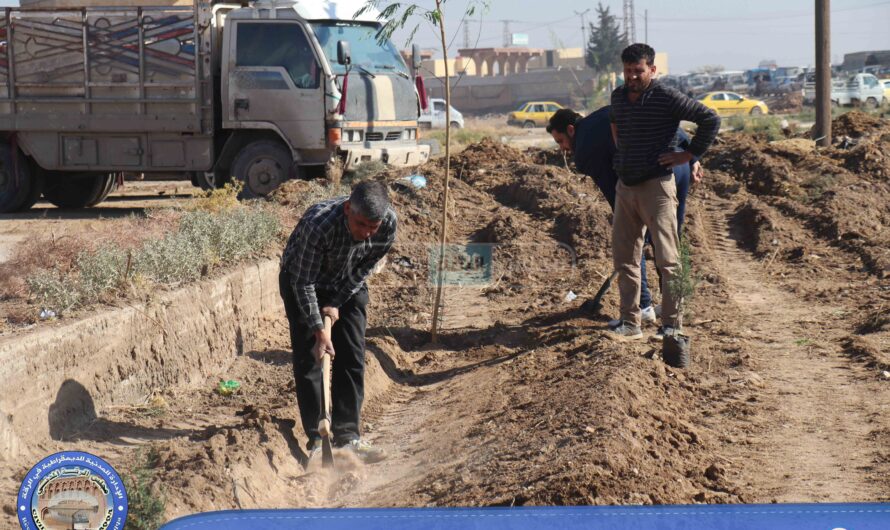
418,98,464,129
804,73,884,108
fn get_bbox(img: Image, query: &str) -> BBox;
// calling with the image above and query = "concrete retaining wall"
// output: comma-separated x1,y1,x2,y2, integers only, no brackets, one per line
0,259,281,462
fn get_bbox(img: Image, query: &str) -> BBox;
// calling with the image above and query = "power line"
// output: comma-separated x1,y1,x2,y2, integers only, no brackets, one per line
645,0,890,22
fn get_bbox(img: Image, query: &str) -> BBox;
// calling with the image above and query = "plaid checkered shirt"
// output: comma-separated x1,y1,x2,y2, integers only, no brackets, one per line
281,197,397,331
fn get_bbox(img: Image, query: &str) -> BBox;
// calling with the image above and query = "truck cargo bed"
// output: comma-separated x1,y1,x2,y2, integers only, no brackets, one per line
0,4,212,134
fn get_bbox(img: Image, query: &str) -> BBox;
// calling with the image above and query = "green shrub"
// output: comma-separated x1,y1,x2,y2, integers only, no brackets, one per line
210,207,280,264
135,230,206,285
123,447,166,530
26,269,81,314
26,204,281,313
76,247,129,303
726,115,784,141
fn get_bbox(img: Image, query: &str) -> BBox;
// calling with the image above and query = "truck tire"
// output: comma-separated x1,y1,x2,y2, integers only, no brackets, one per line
230,140,292,199
193,170,231,191
18,168,45,212
865,97,878,109
43,173,116,209
450,121,462,130
0,143,41,213
91,173,119,206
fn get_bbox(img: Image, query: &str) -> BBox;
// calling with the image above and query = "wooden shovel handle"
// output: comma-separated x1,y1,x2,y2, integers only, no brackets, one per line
318,315,334,437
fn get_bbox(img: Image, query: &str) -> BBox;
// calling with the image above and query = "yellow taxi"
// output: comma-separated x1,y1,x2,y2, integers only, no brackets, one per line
508,101,564,128
697,91,769,116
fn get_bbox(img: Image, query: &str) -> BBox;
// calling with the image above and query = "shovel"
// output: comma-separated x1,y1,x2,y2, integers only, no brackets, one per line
318,316,335,469
581,270,618,315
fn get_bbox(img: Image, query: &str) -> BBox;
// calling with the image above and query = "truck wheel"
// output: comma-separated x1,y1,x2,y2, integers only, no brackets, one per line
43,173,115,209
193,170,231,191
90,174,119,206
865,97,878,109
230,140,292,199
523,120,535,129
0,143,40,213
749,106,763,116
450,121,462,130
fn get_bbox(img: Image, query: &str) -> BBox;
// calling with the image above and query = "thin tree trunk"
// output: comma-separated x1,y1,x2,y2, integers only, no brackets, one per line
430,0,450,343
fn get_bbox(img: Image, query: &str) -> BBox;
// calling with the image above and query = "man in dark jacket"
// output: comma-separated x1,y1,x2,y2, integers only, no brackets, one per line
279,180,395,464
608,43,720,366
548,107,701,334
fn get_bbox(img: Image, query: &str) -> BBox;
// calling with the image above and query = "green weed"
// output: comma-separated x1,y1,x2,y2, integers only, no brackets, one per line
123,447,166,530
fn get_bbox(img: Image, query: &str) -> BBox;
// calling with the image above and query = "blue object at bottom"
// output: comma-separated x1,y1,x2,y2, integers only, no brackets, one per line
160,503,890,530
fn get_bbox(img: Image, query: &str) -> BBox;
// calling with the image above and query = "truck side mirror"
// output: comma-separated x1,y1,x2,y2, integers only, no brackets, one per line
337,41,351,66
412,43,422,71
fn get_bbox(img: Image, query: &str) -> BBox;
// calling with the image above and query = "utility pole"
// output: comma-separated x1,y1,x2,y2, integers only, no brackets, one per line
463,20,470,49
815,0,831,146
501,20,511,47
645,9,648,43
623,0,636,43
575,9,590,52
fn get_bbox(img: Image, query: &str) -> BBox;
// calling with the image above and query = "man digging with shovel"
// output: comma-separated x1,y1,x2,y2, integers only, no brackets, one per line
279,180,395,466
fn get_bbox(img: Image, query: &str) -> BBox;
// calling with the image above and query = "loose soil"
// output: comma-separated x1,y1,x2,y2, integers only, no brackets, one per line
3,115,890,523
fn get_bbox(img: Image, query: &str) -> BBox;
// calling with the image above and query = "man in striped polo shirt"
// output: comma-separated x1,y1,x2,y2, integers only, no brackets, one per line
608,43,720,368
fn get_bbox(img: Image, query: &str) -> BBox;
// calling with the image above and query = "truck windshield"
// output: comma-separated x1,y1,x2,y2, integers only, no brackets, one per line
311,22,407,75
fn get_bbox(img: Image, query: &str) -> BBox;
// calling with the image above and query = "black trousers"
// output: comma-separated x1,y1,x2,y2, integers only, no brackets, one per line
278,270,368,448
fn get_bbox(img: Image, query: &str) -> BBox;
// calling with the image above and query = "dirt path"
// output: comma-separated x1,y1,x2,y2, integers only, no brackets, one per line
701,194,888,502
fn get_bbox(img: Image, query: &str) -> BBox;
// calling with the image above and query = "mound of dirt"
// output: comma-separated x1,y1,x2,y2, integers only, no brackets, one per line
408,320,748,506
705,134,801,196
831,111,886,138
453,137,531,175
474,210,525,243
856,307,890,335
528,147,573,169
835,142,890,180
729,200,787,258
808,181,890,277
842,335,890,372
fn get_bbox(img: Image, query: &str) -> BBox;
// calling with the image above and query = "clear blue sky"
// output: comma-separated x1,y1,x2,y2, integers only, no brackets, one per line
0,0,887,73
385,0,890,73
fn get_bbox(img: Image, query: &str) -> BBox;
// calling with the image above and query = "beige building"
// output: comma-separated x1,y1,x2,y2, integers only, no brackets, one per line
420,57,478,77
446,46,668,77
527,48,587,71
456,47,545,77
655,52,670,76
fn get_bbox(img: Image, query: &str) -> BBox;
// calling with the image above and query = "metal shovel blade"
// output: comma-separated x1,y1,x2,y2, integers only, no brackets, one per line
321,437,334,468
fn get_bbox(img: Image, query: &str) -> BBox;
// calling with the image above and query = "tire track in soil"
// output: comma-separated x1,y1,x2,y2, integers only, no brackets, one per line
701,194,887,502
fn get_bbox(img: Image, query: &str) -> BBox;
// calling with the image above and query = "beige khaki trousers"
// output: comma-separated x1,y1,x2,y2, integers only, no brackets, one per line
612,174,682,328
